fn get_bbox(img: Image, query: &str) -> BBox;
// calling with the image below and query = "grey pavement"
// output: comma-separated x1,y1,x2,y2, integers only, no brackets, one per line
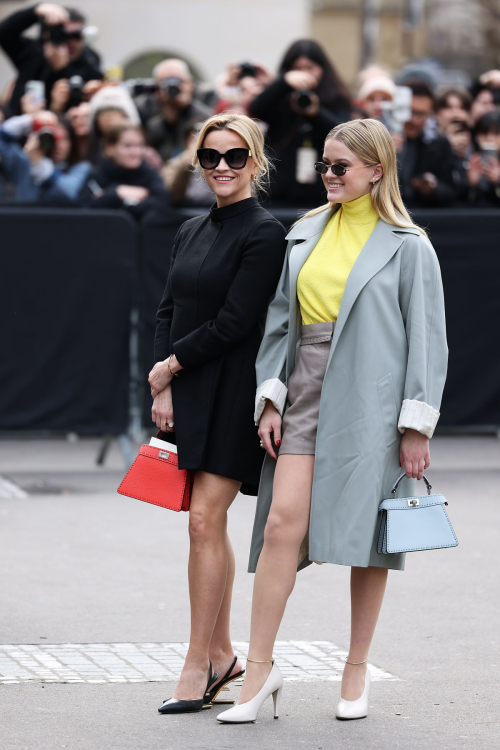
0,434,499,749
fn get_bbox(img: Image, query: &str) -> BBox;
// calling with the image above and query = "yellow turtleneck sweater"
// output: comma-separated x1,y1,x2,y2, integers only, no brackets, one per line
297,193,379,325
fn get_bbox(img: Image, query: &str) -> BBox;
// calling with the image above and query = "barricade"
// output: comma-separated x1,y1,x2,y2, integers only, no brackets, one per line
0,208,138,434
1,206,499,435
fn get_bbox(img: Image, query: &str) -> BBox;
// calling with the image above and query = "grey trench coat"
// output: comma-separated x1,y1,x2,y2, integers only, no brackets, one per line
248,206,448,572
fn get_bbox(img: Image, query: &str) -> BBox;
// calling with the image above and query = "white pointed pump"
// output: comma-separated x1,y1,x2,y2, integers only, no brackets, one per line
217,658,283,723
336,657,371,721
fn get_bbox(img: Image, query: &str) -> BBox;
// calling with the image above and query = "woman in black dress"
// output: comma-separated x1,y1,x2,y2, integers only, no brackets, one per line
149,113,286,714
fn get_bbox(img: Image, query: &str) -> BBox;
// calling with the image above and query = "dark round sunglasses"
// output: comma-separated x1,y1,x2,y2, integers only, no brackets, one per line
314,162,377,177
197,147,252,170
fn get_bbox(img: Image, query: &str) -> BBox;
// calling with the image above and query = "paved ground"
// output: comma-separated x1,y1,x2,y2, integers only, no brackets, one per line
0,434,499,749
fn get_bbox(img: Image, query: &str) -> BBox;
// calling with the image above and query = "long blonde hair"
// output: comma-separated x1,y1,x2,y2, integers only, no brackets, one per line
192,113,271,196
299,118,426,235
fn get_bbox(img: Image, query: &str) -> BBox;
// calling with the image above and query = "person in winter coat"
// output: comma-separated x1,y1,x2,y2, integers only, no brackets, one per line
82,122,169,220
249,39,351,207
0,3,102,117
149,113,286,715
0,110,90,203
217,118,448,724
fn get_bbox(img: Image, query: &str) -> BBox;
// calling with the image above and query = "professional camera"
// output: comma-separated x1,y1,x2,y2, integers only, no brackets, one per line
296,90,313,109
238,62,258,79
126,78,159,97
157,77,183,98
42,23,69,46
41,23,98,46
67,75,85,107
32,118,58,155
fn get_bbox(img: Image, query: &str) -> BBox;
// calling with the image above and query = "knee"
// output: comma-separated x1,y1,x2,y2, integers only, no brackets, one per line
188,509,224,545
264,509,303,549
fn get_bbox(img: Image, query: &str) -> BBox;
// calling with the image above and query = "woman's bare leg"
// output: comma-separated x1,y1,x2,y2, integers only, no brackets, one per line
238,454,315,703
340,566,388,700
208,532,244,685
172,471,241,700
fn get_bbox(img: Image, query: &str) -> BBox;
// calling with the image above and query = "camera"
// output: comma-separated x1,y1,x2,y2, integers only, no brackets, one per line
296,90,313,109
238,62,258,79
42,23,70,46
158,77,183,98
32,119,58,155
126,78,159,97
67,75,84,107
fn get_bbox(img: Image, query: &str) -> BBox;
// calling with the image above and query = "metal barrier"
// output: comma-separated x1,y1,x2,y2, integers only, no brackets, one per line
1,206,499,445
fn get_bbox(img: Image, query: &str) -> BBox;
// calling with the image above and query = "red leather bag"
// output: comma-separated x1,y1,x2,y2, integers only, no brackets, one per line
117,433,191,511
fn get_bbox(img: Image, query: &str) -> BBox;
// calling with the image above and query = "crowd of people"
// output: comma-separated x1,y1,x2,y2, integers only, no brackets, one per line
1,3,500,219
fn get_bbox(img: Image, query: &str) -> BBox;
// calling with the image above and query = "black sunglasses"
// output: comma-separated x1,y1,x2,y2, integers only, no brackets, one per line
197,147,252,170
314,162,377,177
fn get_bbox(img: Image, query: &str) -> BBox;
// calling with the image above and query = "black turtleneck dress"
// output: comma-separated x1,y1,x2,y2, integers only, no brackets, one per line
154,197,286,495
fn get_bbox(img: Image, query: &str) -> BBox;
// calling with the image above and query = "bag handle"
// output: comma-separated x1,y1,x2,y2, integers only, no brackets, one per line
391,472,432,497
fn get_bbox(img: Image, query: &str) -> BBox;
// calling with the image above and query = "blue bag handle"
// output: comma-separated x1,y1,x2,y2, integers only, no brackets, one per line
391,472,432,497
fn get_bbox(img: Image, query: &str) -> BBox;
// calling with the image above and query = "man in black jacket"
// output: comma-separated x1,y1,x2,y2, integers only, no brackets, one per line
397,80,459,207
0,3,102,116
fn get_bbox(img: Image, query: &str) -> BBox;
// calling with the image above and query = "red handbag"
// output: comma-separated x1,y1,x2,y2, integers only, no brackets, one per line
117,432,192,511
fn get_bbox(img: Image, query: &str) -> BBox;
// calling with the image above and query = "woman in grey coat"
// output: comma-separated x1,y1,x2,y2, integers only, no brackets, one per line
217,119,448,724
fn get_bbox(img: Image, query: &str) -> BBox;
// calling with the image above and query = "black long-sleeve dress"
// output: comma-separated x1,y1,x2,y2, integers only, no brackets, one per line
154,196,287,495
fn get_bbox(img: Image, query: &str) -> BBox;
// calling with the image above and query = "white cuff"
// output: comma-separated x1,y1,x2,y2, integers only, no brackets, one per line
398,399,440,439
254,378,288,424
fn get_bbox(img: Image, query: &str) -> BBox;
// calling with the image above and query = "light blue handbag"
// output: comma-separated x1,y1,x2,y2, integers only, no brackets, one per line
378,473,458,554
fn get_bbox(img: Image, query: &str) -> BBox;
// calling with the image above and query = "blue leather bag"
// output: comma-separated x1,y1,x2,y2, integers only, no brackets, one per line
378,473,458,554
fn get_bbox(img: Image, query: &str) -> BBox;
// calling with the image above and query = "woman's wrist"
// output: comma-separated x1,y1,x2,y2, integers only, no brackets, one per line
167,354,183,375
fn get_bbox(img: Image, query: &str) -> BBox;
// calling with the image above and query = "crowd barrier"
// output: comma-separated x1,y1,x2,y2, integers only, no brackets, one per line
1,206,499,437
0,208,138,434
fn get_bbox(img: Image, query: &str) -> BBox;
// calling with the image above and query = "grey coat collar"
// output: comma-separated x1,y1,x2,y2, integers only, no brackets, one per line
285,203,422,370
285,204,421,241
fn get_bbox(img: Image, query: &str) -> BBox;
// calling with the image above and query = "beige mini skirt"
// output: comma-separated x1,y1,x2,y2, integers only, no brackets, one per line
280,321,335,455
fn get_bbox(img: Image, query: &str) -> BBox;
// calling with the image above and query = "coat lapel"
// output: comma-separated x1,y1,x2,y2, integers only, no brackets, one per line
326,220,406,367
286,207,337,331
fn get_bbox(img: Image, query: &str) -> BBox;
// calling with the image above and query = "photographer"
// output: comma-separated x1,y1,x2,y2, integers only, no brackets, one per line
0,110,91,203
0,3,102,117
248,39,351,206
137,58,212,162
466,111,500,207
396,80,459,208
82,122,170,221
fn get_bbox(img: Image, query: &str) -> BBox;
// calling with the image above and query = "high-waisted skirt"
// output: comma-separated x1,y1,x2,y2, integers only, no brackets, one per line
280,321,335,455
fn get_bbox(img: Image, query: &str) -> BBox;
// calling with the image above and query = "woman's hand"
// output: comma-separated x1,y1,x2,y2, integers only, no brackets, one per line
151,385,175,432
258,400,282,461
23,133,45,165
50,78,70,113
481,155,500,185
400,428,430,480
467,152,482,187
284,70,317,91
116,185,150,203
148,359,172,395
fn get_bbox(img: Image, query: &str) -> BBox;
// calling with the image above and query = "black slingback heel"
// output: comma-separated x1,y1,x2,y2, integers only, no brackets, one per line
205,655,245,705
158,661,219,714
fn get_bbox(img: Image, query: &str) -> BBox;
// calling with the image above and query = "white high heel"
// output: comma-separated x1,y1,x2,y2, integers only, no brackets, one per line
336,665,371,720
217,661,283,723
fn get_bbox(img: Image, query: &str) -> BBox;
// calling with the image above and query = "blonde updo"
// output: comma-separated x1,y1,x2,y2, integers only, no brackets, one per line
192,113,271,195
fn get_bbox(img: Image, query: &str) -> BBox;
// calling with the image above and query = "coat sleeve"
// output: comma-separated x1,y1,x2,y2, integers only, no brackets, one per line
398,233,448,438
153,226,184,363
171,219,287,368
253,240,293,423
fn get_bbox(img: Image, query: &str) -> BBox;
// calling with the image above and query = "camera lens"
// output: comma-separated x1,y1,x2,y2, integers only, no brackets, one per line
38,129,56,154
296,91,312,109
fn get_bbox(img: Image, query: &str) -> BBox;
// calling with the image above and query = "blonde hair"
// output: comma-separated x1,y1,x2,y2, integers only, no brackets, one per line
192,113,271,196
299,118,426,235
